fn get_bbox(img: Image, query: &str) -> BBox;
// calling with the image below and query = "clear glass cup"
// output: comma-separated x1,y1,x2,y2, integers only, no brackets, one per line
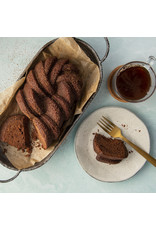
110,56,156,103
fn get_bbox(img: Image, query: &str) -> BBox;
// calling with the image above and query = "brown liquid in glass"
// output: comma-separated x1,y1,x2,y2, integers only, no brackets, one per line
116,66,151,100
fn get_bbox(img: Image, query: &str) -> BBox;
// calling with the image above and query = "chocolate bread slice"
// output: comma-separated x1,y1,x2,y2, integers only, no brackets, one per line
44,97,65,127
16,90,37,119
56,73,82,101
57,81,76,106
26,70,46,97
44,56,57,75
53,94,72,120
62,63,79,74
41,114,60,140
33,117,52,149
93,133,128,161
34,61,55,96
96,155,121,164
0,115,30,150
50,58,68,85
23,83,44,116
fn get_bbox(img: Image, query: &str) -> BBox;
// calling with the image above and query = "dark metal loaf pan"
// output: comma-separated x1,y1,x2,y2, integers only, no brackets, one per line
0,37,110,183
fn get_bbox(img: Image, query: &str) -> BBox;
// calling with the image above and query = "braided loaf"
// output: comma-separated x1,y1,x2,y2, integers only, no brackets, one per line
16,56,83,149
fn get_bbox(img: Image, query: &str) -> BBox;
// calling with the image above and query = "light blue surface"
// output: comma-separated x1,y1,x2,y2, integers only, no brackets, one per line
0,37,156,193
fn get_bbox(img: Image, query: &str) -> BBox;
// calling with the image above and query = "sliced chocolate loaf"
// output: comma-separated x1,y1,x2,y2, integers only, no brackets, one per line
14,56,84,151
0,115,30,150
23,83,44,116
62,63,79,74
44,56,57,75
93,133,128,163
96,155,121,164
57,81,76,106
50,58,68,85
44,97,65,127
34,61,55,96
33,117,52,149
16,90,37,120
26,70,46,97
41,114,60,140
57,72,82,101
53,94,72,120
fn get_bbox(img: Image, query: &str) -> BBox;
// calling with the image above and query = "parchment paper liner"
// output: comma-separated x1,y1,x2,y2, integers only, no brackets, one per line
0,37,100,169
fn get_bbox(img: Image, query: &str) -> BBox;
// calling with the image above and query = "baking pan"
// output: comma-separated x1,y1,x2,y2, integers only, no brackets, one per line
0,37,110,183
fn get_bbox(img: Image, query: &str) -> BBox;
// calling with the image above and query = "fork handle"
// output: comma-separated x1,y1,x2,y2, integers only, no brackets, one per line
121,136,156,167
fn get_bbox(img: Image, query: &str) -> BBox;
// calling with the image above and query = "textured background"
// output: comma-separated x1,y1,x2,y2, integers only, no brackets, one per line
0,37,156,192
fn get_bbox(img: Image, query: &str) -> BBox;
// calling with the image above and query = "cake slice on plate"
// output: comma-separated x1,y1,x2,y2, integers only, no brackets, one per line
93,133,128,164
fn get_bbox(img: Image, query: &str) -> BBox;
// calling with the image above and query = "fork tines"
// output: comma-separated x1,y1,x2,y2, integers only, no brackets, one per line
102,116,115,127
97,116,114,134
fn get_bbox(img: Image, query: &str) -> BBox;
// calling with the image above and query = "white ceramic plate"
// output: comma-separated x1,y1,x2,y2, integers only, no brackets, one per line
75,107,150,182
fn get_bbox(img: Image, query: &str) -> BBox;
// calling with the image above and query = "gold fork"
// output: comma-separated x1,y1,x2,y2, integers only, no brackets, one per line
97,116,156,167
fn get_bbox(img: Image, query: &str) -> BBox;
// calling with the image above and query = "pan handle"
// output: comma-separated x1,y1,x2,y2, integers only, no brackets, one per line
0,170,22,183
100,37,110,64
